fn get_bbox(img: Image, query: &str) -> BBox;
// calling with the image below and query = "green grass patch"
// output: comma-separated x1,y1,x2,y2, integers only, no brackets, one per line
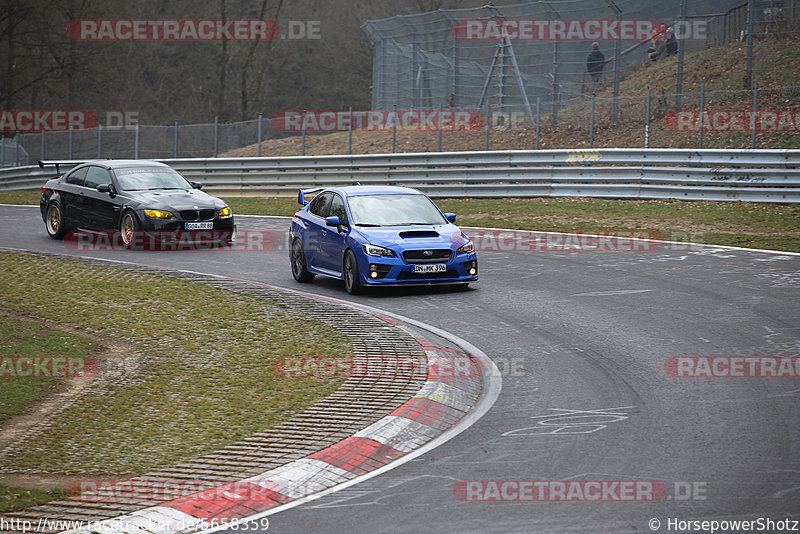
0,484,66,513
0,190,39,205
0,317,98,423
434,198,800,253
0,252,352,475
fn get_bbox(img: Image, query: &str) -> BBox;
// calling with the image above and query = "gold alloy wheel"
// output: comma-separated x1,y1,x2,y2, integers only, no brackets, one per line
47,205,61,235
120,213,134,245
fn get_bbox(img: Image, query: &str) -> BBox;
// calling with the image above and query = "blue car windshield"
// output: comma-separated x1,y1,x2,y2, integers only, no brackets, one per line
115,168,193,191
347,194,447,226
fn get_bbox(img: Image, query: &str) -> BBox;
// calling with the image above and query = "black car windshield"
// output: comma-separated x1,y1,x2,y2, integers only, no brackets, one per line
115,167,192,191
347,193,447,226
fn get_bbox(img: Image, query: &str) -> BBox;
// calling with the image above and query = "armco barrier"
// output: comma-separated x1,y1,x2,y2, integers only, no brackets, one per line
2,149,799,203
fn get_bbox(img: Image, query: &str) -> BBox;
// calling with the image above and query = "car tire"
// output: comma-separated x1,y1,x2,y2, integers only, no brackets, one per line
223,226,237,247
291,238,315,282
119,211,137,249
343,249,363,295
45,202,68,239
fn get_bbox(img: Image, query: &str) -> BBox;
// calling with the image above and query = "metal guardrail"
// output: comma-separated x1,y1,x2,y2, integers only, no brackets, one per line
2,149,799,203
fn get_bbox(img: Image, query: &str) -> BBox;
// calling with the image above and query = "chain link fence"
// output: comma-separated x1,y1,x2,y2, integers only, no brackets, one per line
1,117,281,168
361,0,799,123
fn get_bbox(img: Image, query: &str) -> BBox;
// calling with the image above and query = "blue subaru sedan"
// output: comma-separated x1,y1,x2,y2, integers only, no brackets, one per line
289,185,478,294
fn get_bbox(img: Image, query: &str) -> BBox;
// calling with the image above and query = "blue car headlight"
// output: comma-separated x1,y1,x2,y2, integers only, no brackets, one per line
363,244,395,257
457,240,474,254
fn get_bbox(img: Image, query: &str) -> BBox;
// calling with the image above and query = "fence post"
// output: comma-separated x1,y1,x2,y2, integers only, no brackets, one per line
589,92,596,148
535,97,540,150
744,0,755,88
676,0,688,109
40,131,45,161
348,106,353,155
392,104,397,153
174,120,179,158
751,80,758,148
134,122,140,159
69,130,73,159
15,134,20,167
645,89,651,148
484,102,490,150
698,83,705,149
257,114,263,157
97,124,102,158
213,116,219,157
437,106,443,152
301,111,307,156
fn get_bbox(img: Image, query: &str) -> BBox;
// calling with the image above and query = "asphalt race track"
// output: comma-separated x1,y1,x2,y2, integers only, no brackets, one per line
2,205,799,533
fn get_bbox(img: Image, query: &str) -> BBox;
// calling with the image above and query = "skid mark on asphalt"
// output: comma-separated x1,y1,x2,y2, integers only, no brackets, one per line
573,289,654,296
299,475,462,509
501,406,637,436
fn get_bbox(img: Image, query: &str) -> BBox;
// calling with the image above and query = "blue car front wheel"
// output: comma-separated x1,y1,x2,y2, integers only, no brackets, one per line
343,249,363,295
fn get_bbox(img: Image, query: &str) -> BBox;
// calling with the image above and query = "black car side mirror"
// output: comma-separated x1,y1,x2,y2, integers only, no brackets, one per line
191,182,203,189
96,183,116,198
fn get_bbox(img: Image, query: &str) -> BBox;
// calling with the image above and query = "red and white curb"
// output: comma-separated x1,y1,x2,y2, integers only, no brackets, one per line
61,321,493,534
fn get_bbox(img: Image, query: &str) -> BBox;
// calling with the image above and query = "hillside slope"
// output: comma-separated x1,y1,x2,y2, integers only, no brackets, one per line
227,37,800,156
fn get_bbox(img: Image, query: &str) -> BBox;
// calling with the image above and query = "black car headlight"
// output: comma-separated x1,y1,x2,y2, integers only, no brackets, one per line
219,206,232,218
144,209,174,219
363,244,395,257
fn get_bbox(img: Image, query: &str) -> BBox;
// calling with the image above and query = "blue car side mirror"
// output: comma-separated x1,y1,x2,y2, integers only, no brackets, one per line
326,216,341,227
445,213,457,223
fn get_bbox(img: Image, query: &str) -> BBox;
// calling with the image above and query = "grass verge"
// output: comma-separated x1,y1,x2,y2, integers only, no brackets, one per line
0,252,351,476
0,485,66,513
0,316,97,423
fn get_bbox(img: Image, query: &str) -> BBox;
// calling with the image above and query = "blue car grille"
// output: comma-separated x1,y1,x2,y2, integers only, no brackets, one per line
180,209,215,221
402,249,452,263
397,269,457,280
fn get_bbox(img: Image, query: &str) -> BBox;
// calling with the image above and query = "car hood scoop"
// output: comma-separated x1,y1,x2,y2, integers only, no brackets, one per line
399,230,440,238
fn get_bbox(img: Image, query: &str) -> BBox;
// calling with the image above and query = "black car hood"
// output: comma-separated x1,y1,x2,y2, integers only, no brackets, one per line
124,189,223,211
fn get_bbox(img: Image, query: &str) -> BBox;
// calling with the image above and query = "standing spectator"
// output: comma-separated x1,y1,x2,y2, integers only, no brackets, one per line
665,26,678,55
586,42,605,84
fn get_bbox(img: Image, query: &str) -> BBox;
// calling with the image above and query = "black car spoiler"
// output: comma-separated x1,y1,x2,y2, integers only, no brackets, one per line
38,159,109,176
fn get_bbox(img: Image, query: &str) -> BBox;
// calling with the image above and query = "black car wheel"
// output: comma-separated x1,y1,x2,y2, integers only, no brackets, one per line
291,239,315,282
45,202,67,239
119,211,136,248
343,249,363,295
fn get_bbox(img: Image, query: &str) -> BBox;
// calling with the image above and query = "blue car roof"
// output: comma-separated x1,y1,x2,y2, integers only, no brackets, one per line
335,185,423,197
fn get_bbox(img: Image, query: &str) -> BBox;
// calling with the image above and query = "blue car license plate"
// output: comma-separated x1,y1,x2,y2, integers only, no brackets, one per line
185,222,213,230
413,264,446,274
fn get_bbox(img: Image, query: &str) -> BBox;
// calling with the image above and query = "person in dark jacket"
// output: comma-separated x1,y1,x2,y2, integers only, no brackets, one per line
665,26,678,55
586,42,605,84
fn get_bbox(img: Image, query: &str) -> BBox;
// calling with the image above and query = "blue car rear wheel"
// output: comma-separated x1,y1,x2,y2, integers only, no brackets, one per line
291,239,315,282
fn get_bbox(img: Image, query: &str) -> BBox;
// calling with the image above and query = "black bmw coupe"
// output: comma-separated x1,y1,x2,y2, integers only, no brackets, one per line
39,159,235,248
